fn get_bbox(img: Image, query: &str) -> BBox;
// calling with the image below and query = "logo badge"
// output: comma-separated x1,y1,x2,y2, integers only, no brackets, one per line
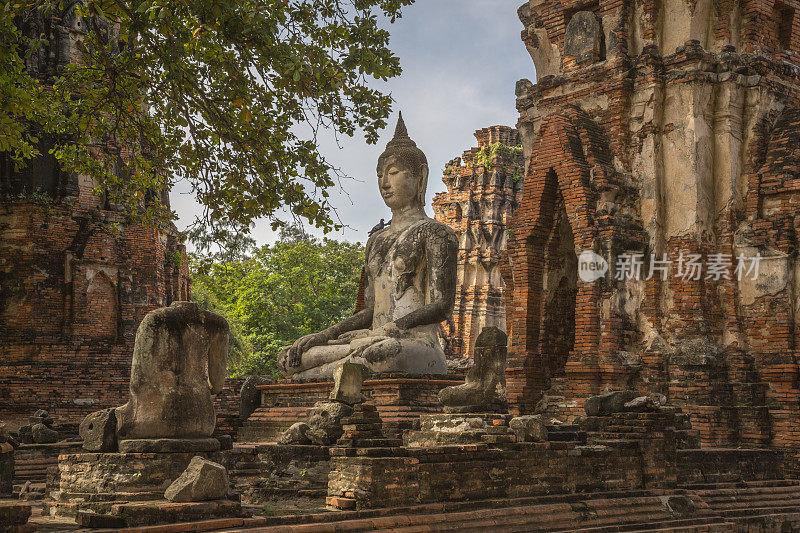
578,250,608,282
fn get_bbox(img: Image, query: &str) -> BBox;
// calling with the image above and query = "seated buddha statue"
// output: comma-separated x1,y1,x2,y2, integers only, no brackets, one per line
277,113,458,379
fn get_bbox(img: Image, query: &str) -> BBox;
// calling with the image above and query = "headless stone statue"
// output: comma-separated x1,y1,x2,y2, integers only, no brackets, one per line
277,113,458,379
438,326,508,413
115,301,229,440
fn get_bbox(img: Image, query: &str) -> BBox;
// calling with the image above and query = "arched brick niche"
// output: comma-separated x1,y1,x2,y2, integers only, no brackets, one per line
504,105,645,417
85,271,120,340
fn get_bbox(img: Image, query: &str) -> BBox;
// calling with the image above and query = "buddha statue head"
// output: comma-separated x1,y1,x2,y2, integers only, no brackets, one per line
376,112,429,209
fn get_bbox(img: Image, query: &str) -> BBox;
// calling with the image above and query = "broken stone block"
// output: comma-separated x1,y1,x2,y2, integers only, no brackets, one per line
624,396,660,412
30,409,54,427
584,390,640,416
31,423,59,444
80,408,118,452
239,375,273,422
406,413,510,447
304,401,354,446
216,434,233,451
164,456,229,503
276,400,356,446
277,422,311,445
329,361,369,405
509,415,548,442
438,327,507,412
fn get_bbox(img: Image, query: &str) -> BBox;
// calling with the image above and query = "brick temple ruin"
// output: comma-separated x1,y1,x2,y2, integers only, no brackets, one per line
432,126,524,362
9,0,800,530
0,3,192,427
505,0,800,475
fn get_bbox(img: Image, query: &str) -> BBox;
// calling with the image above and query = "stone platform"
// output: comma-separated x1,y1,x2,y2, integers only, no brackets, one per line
0,500,33,533
75,499,245,528
326,409,784,511
240,374,462,442
223,443,331,510
44,450,227,518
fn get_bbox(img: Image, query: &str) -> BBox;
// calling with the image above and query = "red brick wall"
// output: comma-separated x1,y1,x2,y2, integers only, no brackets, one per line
0,201,191,424
509,0,800,470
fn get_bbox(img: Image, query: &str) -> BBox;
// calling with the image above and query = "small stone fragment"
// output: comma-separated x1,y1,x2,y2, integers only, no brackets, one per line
30,409,54,427
16,425,32,444
79,408,118,452
509,415,548,442
277,422,311,445
31,423,59,444
164,456,229,502
329,362,369,405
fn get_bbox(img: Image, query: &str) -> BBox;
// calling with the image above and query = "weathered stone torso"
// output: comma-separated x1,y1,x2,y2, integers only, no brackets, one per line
367,218,446,347
115,302,229,440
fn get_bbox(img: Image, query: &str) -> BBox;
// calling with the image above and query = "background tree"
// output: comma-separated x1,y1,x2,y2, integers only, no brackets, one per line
2,0,412,240
191,226,364,377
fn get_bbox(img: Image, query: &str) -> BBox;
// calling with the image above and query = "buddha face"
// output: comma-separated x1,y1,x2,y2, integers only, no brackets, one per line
378,156,427,210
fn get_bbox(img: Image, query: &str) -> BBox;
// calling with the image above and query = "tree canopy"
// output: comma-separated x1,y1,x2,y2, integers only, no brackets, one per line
191,227,364,377
2,0,412,240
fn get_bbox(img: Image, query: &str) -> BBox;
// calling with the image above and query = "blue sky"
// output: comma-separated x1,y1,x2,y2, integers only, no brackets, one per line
171,0,534,247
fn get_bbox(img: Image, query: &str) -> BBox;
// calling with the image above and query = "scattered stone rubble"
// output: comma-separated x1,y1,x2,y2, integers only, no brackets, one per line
278,362,369,446
16,411,60,445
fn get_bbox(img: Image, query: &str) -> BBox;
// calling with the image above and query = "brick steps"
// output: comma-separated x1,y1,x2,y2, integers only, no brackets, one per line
694,481,800,516
242,377,462,442
91,516,271,532
56,482,800,532
234,501,729,533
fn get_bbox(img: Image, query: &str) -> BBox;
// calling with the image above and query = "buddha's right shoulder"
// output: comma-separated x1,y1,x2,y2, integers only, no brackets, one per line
412,218,457,246
366,225,390,247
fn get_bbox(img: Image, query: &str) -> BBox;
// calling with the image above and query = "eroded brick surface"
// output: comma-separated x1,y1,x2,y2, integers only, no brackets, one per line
432,126,523,362
505,0,800,473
